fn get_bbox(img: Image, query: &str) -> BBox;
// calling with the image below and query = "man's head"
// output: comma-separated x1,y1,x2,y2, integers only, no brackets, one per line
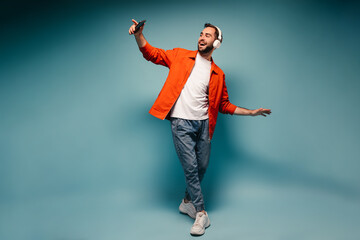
198,23,222,55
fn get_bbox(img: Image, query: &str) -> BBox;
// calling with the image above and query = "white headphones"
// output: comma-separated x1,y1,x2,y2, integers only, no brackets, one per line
213,26,222,49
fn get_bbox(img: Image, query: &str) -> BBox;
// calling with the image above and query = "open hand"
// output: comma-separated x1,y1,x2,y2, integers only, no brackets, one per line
251,108,272,117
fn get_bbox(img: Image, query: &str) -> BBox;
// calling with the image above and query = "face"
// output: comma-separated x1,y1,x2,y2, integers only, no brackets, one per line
198,27,216,54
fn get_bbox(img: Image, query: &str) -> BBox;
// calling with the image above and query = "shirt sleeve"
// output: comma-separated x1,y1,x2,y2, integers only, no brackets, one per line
219,75,237,115
139,42,178,68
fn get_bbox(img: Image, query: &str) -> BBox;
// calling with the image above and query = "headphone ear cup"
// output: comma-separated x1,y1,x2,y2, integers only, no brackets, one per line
213,39,221,49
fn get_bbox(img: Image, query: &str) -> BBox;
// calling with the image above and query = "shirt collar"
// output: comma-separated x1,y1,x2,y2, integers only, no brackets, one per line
187,50,219,74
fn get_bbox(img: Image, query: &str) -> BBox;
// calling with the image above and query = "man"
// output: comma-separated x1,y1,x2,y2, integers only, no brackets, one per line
128,19,271,236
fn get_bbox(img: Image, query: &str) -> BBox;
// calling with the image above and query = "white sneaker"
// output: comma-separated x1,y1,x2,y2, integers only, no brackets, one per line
179,199,196,219
190,211,211,236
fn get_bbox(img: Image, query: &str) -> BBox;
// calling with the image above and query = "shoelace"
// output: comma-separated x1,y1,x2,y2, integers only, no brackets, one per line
194,213,205,227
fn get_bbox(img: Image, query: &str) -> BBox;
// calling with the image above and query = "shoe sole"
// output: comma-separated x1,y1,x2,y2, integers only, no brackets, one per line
190,223,210,236
179,210,195,219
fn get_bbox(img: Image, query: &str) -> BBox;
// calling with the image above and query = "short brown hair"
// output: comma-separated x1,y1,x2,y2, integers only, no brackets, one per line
204,23,222,42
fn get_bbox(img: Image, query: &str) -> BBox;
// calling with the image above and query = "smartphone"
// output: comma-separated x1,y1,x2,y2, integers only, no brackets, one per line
134,20,146,33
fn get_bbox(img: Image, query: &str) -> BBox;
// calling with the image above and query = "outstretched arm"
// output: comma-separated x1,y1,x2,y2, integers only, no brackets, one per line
218,76,271,117
234,107,272,117
128,19,177,68
128,19,147,48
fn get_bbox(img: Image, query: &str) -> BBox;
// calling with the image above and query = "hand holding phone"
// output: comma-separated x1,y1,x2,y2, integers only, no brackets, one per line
134,20,146,33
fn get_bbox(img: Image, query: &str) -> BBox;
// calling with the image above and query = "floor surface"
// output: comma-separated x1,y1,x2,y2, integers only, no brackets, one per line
1,169,359,240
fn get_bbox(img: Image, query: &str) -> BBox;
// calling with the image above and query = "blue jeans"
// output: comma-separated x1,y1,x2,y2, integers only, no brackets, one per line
170,117,211,212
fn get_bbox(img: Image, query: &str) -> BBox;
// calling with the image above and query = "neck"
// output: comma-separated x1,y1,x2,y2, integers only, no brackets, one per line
199,50,213,61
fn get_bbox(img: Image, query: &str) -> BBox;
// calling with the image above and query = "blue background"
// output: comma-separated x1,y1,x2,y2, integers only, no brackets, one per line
1,0,360,239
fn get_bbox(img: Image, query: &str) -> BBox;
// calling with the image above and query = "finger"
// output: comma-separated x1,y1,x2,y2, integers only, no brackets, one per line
130,26,136,34
132,19,138,25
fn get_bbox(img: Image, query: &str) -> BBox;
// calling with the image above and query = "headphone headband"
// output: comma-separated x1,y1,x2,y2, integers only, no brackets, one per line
215,26,222,41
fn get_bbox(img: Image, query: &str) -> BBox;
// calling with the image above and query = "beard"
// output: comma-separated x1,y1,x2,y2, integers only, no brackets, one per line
198,43,214,53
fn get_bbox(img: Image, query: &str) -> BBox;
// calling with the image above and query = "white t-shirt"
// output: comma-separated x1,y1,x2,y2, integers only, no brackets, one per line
170,53,211,120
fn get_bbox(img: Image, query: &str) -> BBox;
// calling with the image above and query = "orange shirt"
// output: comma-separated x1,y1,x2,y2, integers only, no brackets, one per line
140,42,237,139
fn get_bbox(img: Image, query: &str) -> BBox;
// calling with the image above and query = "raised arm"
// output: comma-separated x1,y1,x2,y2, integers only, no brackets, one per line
128,19,147,48
128,19,178,68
